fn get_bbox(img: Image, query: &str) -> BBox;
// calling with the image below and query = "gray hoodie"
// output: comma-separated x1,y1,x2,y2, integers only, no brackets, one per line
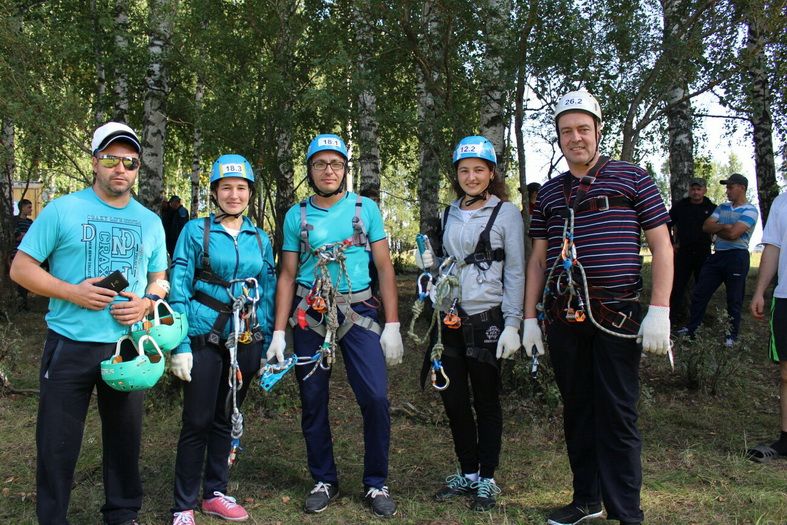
440,195,525,327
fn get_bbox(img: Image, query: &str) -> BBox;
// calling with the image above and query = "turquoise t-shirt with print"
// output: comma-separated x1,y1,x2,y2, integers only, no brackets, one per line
282,192,386,293
18,188,168,342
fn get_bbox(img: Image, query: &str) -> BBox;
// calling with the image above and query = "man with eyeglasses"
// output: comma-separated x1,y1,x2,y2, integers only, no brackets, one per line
676,173,758,346
266,133,403,518
11,122,168,525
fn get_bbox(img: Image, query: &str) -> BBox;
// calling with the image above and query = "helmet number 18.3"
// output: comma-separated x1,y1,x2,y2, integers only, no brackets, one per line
221,163,245,175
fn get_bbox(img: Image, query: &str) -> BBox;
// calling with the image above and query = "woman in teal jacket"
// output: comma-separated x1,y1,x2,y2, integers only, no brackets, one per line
168,154,275,525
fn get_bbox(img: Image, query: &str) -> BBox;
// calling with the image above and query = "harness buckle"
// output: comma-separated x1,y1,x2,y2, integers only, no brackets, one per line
611,311,629,329
595,196,610,211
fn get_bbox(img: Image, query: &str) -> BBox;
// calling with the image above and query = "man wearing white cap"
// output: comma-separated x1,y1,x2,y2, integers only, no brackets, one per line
11,122,169,525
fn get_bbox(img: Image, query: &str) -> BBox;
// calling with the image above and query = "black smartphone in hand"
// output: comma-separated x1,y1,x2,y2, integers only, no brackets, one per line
95,270,129,292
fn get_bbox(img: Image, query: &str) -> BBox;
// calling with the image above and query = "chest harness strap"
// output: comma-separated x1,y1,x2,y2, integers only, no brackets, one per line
299,194,370,258
193,216,266,346
539,157,641,339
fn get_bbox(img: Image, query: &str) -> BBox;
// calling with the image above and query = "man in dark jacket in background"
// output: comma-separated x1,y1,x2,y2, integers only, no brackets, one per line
668,178,716,323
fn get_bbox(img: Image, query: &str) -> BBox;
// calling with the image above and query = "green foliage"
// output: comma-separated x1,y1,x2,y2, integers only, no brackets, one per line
675,309,753,395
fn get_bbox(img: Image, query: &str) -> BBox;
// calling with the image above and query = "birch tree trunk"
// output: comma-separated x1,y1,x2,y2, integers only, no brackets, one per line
664,1,695,206
112,0,130,122
274,104,295,255
353,2,382,204
415,1,442,249
1,118,16,299
478,0,511,179
746,11,778,223
139,0,175,212
92,0,107,124
190,79,203,219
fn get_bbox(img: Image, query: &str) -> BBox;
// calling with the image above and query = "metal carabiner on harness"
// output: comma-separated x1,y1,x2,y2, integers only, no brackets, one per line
417,272,433,301
431,359,450,391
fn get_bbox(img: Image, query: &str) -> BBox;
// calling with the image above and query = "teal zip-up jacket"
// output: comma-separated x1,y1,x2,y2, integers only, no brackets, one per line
169,214,276,355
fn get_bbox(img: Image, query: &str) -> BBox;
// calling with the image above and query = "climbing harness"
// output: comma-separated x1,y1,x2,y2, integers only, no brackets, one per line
408,250,460,391
221,277,261,467
288,228,382,380
539,157,643,338
193,217,270,347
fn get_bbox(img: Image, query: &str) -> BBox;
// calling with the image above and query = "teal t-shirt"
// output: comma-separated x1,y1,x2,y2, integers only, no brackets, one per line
282,192,386,292
19,188,168,342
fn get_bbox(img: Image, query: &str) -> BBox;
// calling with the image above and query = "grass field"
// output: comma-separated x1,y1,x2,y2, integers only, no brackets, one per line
0,263,785,525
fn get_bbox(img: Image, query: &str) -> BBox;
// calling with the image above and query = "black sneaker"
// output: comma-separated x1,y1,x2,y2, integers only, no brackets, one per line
304,482,339,513
364,485,397,518
434,471,474,501
470,477,501,511
547,502,604,525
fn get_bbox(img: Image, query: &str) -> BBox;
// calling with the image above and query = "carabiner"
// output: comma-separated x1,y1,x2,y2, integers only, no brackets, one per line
431,359,450,391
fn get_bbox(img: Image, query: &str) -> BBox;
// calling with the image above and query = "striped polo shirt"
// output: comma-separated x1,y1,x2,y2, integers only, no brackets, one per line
530,159,669,299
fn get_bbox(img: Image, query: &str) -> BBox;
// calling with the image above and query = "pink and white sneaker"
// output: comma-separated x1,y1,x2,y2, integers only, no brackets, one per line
172,509,196,525
201,491,249,522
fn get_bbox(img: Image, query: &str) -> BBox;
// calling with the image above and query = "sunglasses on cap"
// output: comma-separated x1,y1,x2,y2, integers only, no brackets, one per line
97,154,140,170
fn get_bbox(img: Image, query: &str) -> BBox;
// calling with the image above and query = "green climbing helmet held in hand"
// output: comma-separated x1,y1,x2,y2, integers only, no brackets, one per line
130,299,189,354
100,334,165,392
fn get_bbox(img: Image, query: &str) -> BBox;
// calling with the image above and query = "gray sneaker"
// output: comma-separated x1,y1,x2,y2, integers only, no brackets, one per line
304,482,339,513
434,471,474,501
470,477,501,511
364,486,397,518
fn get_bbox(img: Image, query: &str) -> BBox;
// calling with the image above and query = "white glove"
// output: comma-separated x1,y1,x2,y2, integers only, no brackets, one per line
415,248,434,270
266,330,287,364
637,305,670,355
380,322,404,366
521,318,545,357
170,352,193,382
495,326,521,359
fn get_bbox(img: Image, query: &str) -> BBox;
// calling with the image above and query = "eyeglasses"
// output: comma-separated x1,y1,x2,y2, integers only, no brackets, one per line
97,154,140,170
311,160,346,172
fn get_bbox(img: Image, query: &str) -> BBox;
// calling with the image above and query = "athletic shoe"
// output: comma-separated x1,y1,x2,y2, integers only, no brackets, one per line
201,491,249,521
547,502,604,525
304,482,339,513
470,477,501,511
674,327,691,337
172,510,195,525
364,485,397,518
434,471,474,501
724,337,735,348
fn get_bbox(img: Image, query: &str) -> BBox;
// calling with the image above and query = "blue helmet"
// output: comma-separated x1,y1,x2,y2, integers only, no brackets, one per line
306,134,348,163
210,154,255,184
452,135,497,166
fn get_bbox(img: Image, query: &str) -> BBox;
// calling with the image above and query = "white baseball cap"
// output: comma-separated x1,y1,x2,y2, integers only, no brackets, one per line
91,122,141,155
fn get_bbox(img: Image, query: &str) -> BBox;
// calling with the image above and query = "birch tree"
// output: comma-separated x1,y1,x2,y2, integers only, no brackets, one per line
478,0,512,179
139,0,176,211
352,0,383,203
744,4,779,222
112,0,130,122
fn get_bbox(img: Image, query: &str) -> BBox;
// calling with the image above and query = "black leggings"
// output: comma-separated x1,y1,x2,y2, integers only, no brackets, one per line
438,332,502,478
